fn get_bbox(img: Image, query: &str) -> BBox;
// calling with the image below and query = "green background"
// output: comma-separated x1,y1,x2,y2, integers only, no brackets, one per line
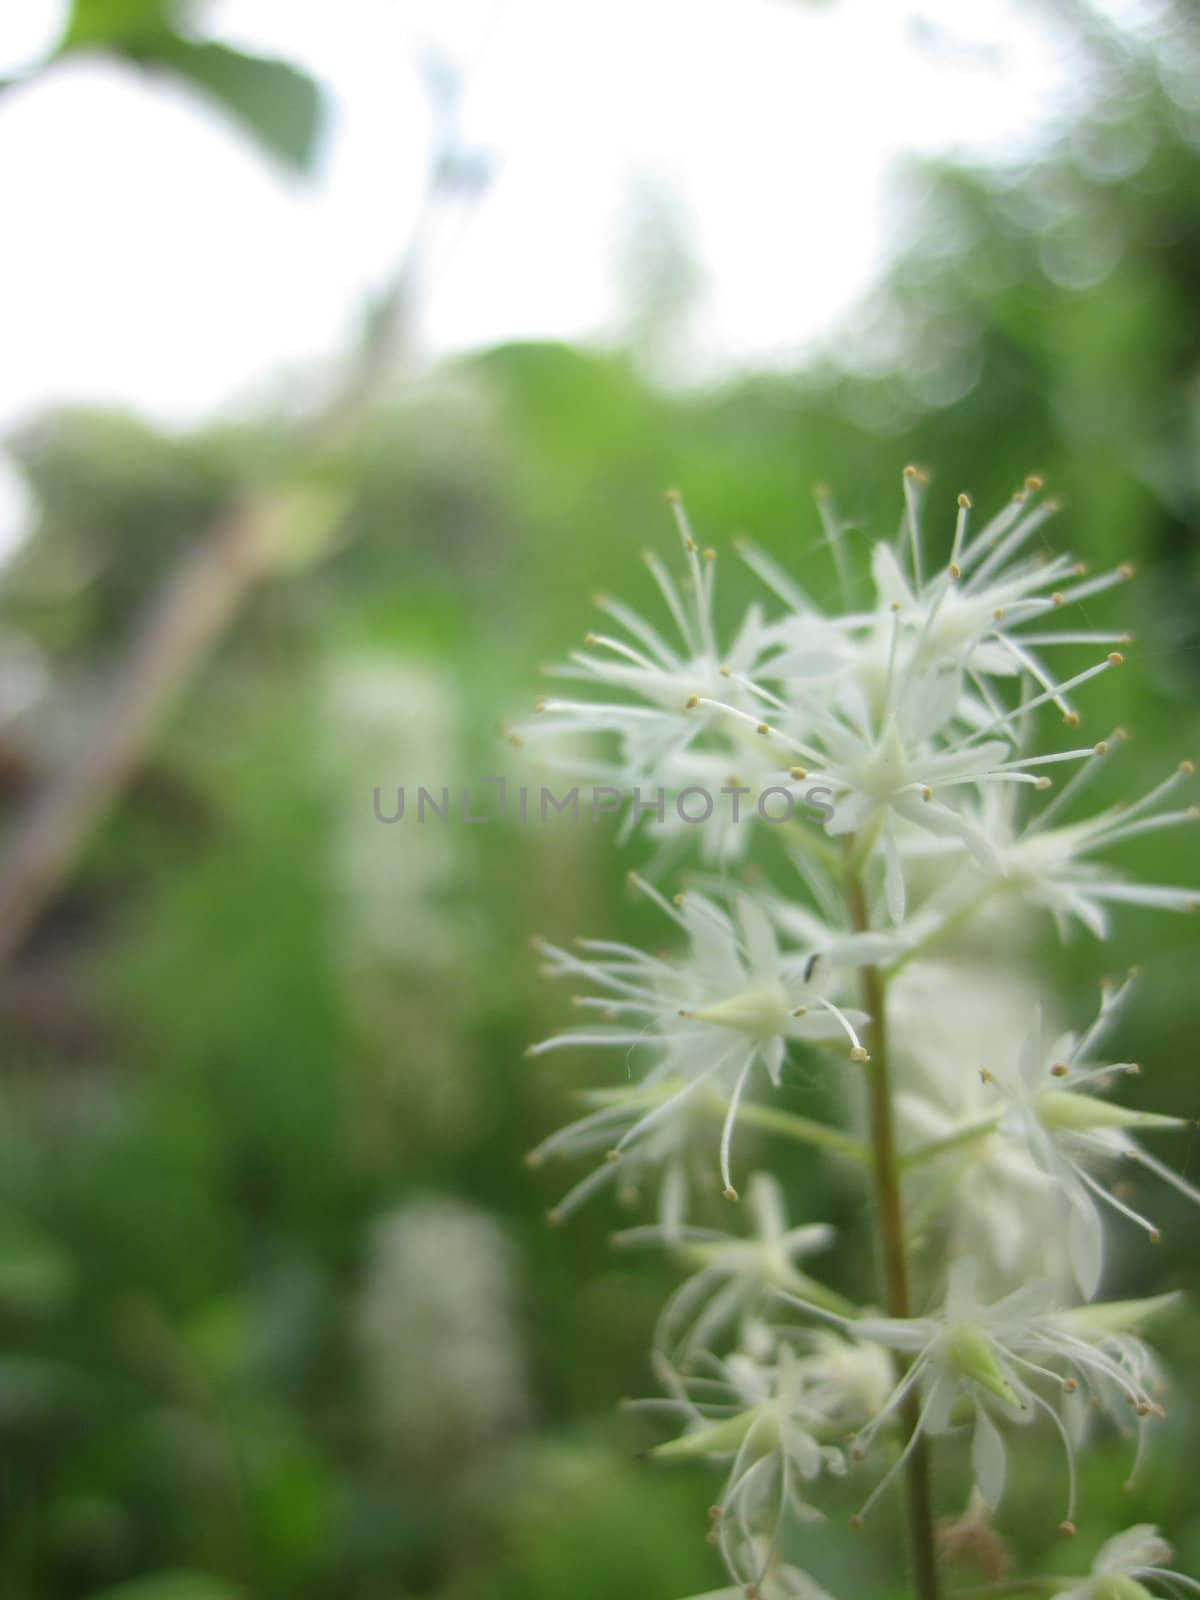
1,2,1198,1596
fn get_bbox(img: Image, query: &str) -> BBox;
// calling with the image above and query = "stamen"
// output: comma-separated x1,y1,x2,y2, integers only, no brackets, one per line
955,491,1028,575
626,871,690,930
719,1055,756,1200
577,631,661,672
815,481,852,604
667,492,718,662
1057,564,1137,607
950,492,971,571
970,497,1059,587
592,592,677,666
902,464,925,587
1075,1164,1161,1241
813,997,870,1061
967,655,1122,744
643,550,699,657
736,538,814,614
853,1383,933,1523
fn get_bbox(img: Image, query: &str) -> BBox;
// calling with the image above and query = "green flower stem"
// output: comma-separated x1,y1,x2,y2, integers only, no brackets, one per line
845,857,943,1600
900,1115,1001,1171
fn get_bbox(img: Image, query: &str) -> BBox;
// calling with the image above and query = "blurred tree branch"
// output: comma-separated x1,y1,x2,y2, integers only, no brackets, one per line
0,52,492,965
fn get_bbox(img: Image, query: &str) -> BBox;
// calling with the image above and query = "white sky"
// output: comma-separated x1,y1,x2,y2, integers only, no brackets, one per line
0,0,1111,546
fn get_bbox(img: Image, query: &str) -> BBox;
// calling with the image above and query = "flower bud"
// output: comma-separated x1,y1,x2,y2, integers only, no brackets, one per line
1035,1090,1183,1134
943,1326,1021,1409
692,986,792,1040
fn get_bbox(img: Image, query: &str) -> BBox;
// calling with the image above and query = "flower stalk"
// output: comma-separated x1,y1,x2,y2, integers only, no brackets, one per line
847,858,943,1600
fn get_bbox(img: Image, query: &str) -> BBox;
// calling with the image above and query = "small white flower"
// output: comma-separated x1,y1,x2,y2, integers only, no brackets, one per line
526,493,778,774
527,878,870,1202
890,962,1076,1291
641,1331,880,1592
785,1258,1171,1532
1057,1524,1197,1600
986,983,1198,1296
613,1171,843,1358
872,472,1134,694
695,628,1109,926
1045,1297,1173,1488
949,754,1200,940
525,1075,713,1228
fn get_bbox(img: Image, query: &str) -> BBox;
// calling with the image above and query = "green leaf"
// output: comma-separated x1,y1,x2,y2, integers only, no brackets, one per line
32,2,326,174
141,37,324,174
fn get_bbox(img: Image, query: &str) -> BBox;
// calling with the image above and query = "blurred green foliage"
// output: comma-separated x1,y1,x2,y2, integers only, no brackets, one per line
2,4,1200,1598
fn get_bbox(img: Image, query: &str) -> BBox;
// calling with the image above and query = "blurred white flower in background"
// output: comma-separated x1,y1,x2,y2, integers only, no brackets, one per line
355,1197,529,1469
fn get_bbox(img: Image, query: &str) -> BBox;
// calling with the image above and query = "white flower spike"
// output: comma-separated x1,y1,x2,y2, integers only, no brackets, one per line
522,469,1198,1598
